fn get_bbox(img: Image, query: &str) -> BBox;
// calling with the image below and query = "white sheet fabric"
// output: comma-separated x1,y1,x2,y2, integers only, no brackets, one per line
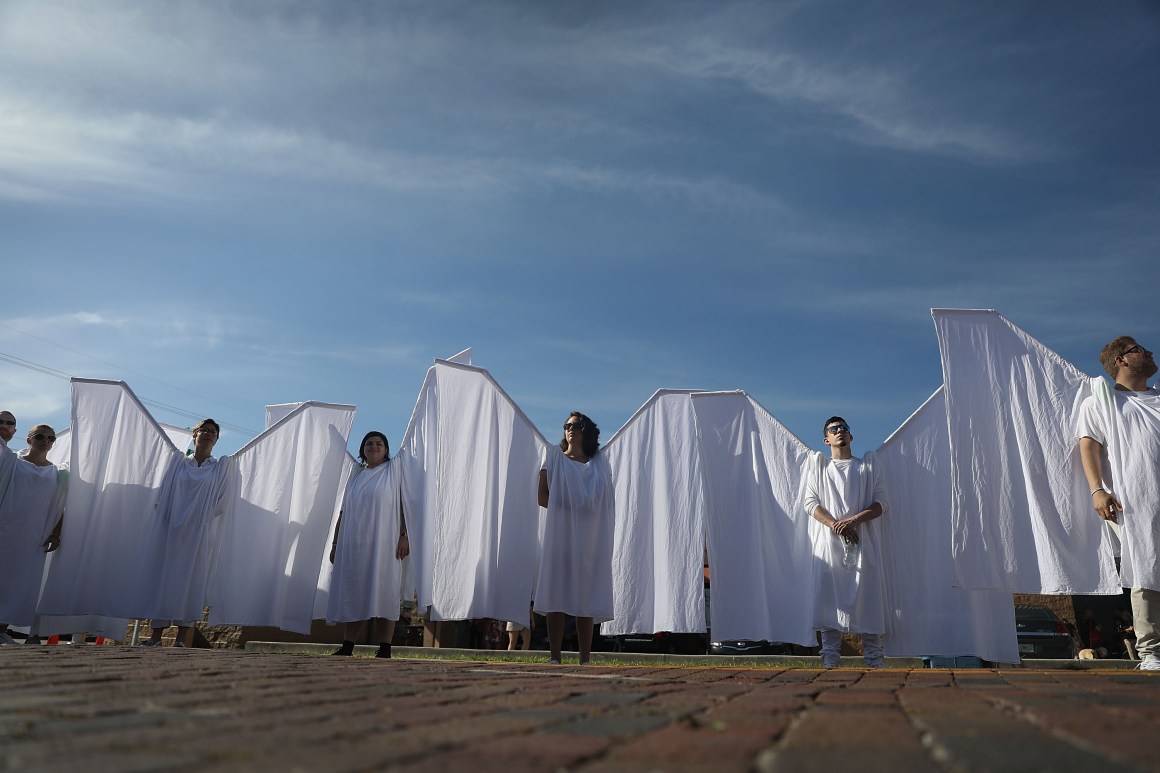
933,309,1119,594
326,460,406,623
876,388,1018,662
399,360,547,623
804,452,889,634
602,391,707,637
534,444,616,622
1076,381,1160,592
0,442,67,625
210,401,355,633
691,392,817,646
39,379,356,632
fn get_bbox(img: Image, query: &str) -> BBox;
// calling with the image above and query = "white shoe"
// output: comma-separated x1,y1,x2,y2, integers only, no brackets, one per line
1139,654,1160,671
0,632,17,646
821,653,840,669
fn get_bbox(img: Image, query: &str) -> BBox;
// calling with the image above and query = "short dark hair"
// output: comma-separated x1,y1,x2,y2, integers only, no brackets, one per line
358,431,390,463
559,411,600,457
1099,336,1138,378
192,418,220,435
823,416,847,435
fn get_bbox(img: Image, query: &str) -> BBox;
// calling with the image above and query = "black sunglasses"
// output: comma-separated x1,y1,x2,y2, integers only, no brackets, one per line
564,422,586,432
0,420,15,427
32,433,56,442
826,424,850,435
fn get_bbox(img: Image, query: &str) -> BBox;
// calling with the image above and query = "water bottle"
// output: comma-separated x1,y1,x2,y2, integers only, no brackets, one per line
842,536,859,569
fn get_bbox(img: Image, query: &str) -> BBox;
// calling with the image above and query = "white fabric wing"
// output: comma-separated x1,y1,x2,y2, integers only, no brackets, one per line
691,392,817,646
933,309,1119,594
38,379,182,618
400,360,547,623
208,401,355,633
602,390,708,636
875,388,1018,662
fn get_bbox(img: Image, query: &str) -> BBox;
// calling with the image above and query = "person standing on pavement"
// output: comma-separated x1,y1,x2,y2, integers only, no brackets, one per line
804,417,889,669
535,412,615,665
0,424,66,645
1077,336,1160,671
327,431,409,659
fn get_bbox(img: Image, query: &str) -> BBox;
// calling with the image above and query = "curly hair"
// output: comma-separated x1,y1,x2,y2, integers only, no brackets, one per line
1099,336,1138,378
559,411,600,458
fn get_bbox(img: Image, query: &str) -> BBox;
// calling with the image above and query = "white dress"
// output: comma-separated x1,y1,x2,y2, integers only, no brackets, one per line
0,446,67,625
327,461,406,623
533,445,615,622
803,453,889,634
1076,386,1160,592
138,455,235,622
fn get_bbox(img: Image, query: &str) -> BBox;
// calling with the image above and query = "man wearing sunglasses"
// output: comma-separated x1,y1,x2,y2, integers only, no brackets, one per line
804,417,889,668
1077,337,1160,671
0,412,16,445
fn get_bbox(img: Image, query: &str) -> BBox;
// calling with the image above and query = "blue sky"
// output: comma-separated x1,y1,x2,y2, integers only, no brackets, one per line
2,1,1158,454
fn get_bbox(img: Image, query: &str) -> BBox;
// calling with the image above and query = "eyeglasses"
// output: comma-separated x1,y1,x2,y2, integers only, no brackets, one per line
0,420,15,427
1120,344,1150,357
563,422,586,432
826,424,850,435
32,433,56,443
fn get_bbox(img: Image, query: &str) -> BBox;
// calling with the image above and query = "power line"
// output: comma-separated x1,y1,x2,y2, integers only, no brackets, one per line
0,349,257,436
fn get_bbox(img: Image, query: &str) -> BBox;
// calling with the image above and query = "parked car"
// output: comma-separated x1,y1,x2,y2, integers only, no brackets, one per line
709,640,790,656
1015,605,1081,659
614,632,708,655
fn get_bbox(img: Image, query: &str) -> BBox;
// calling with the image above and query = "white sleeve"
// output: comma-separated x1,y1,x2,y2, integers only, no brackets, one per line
1074,395,1106,444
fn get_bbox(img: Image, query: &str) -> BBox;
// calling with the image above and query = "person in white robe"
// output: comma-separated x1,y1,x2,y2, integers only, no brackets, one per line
1077,336,1160,671
0,425,66,645
804,416,889,668
140,418,234,647
535,412,615,665
0,411,16,445
327,431,409,658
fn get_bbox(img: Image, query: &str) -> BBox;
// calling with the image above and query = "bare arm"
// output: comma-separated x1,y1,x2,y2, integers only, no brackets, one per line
538,469,549,508
329,512,342,563
396,500,409,559
1079,436,1120,522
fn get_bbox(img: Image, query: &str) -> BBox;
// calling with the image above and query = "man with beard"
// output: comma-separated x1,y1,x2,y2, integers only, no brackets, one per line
1078,337,1160,671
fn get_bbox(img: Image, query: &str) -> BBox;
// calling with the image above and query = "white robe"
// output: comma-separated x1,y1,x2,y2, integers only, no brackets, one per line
0,445,66,626
139,455,235,622
534,444,615,622
804,453,888,634
1076,383,1160,592
326,461,406,622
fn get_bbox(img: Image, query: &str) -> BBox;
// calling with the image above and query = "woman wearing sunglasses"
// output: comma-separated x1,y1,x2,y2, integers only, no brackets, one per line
534,412,615,665
0,425,66,645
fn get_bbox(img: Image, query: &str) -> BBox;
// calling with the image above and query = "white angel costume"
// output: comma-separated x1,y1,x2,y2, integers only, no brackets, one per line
327,460,406,623
139,454,236,623
0,442,67,626
534,444,616,622
804,452,888,658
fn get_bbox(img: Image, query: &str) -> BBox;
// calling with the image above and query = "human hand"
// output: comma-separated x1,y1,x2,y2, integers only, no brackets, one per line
43,533,60,552
1093,489,1121,523
396,534,410,560
832,518,859,542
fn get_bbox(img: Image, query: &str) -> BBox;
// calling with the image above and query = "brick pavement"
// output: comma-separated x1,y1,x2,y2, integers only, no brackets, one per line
1,647,1158,772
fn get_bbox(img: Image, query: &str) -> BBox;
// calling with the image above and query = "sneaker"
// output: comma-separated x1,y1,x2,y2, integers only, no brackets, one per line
864,656,886,669
1138,654,1160,671
375,643,392,659
548,658,561,665
821,653,840,669
0,632,17,646
173,641,185,648
25,635,41,645
331,641,355,657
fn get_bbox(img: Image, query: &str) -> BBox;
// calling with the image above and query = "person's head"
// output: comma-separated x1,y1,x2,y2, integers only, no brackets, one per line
358,431,390,466
0,411,16,443
559,412,600,457
25,424,56,453
1099,336,1156,380
822,416,852,450
191,419,220,451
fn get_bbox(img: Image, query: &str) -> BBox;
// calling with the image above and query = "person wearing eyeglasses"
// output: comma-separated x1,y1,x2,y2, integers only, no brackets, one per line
0,412,17,445
534,412,615,665
803,417,889,668
326,431,409,659
139,419,234,647
0,425,67,646
1077,337,1160,672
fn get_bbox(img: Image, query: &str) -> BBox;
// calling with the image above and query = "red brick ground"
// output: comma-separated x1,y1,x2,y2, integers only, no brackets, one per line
1,647,1157,772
